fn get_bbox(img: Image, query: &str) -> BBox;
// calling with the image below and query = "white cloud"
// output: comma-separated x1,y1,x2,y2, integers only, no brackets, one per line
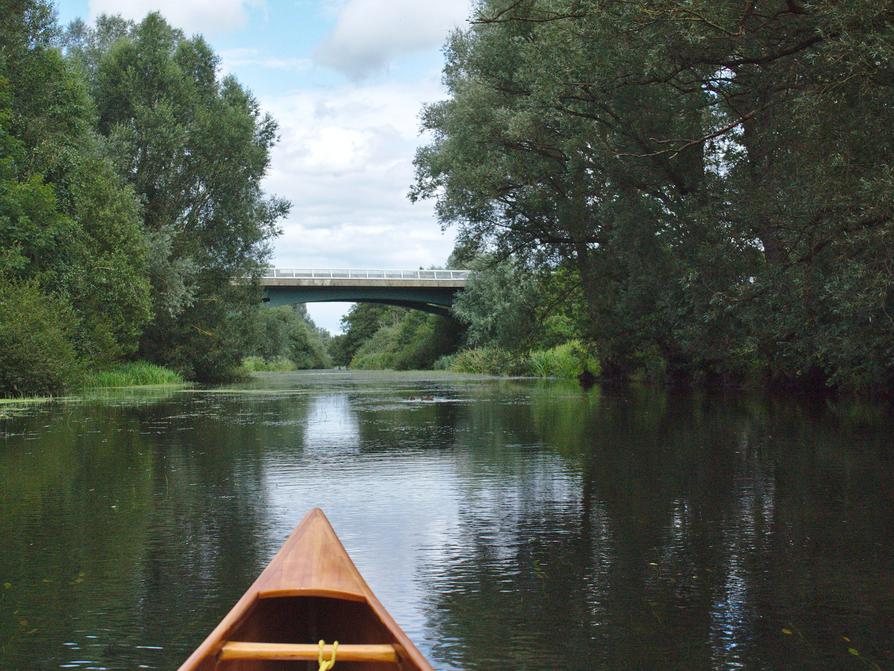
88,0,263,35
315,0,470,79
219,48,311,73
260,77,455,277
260,78,456,332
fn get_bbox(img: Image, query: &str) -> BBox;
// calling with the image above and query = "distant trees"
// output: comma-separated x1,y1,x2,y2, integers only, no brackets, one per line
330,303,463,370
413,0,894,389
252,305,331,370
0,2,288,394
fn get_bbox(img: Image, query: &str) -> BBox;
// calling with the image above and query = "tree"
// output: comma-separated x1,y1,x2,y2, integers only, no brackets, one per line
414,0,894,389
67,13,289,379
451,258,543,352
252,305,331,369
332,303,398,366
0,0,150,387
331,302,462,370
0,278,82,396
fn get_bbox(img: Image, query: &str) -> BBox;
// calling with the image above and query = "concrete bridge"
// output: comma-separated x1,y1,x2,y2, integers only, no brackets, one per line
260,269,469,316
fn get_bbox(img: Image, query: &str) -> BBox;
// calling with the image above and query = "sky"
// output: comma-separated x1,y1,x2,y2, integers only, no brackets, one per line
54,0,471,333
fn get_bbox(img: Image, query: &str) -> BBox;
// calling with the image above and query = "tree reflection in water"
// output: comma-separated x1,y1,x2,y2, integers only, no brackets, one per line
1,377,891,671
418,384,894,671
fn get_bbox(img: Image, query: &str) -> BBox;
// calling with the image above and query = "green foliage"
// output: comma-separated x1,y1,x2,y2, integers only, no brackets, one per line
454,258,591,352
82,362,184,388
528,341,600,379
0,0,151,383
67,12,288,380
447,347,527,376
63,146,151,364
251,305,331,370
349,323,399,370
0,3,286,390
414,0,894,390
433,353,457,371
0,278,82,396
452,258,542,352
239,356,296,373
330,303,396,366
338,303,463,371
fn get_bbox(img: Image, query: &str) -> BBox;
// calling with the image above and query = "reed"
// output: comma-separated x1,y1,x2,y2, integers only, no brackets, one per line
82,362,184,388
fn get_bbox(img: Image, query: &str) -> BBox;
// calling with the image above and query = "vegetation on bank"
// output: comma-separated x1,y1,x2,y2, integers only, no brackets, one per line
0,360,184,403
82,362,184,388
330,303,463,371
6,1,892,394
331,267,600,380
528,341,600,380
1,3,288,397
248,305,331,370
240,356,297,373
410,1,894,392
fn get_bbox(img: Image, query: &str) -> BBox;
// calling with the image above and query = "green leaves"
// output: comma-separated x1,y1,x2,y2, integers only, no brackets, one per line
414,0,894,389
0,4,286,390
77,12,289,380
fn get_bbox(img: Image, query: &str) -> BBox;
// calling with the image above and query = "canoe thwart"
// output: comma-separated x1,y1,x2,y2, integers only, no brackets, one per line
220,641,399,663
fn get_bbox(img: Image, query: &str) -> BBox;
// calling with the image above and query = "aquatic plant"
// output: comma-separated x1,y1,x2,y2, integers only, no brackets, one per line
82,362,184,388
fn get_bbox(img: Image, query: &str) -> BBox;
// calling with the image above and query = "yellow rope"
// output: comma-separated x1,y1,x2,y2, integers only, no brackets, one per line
318,639,338,671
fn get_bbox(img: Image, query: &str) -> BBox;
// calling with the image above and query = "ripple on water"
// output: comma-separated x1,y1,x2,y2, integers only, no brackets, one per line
1,373,893,670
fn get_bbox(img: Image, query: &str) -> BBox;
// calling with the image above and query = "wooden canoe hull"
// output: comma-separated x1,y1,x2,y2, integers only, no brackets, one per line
178,509,433,671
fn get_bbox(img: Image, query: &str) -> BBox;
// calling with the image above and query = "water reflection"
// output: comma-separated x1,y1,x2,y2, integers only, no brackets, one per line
0,376,892,670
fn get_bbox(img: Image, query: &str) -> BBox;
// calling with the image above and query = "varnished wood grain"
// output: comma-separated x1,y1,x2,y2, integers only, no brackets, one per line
220,642,398,663
177,508,434,671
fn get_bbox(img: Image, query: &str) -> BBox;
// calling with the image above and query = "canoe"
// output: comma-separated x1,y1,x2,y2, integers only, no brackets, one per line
179,508,434,671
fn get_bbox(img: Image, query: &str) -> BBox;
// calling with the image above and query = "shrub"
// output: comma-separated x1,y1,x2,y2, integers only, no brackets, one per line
447,347,527,375
240,356,296,373
0,279,82,396
528,340,601,379
253,306,331,369
348,311,459,371
350,350,391,370
433,354,456,370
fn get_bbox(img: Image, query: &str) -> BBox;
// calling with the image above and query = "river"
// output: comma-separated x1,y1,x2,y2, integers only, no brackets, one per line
1,371,892,670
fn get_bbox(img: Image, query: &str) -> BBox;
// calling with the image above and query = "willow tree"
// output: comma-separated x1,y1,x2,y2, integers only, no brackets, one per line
67,13,289,379
414,0,894,388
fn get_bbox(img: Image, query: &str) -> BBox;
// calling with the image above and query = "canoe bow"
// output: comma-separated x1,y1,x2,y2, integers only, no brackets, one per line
178,508,434,670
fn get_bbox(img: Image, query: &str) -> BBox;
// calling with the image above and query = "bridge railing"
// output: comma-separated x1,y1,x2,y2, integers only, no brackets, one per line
262,269,470,281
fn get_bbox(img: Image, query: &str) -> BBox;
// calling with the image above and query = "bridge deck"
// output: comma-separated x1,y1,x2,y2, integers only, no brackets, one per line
260,269,468,288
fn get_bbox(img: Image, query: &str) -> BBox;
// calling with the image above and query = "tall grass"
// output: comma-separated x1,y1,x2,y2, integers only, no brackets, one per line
82,362,184,388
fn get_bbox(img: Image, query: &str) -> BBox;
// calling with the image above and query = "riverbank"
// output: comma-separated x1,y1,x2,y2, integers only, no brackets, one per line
239,356,297,373
82,362,185,388
0,361,186,404
434,340,600,380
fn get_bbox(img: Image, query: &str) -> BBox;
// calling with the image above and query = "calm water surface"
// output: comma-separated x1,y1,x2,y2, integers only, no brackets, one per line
1,371,892,670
